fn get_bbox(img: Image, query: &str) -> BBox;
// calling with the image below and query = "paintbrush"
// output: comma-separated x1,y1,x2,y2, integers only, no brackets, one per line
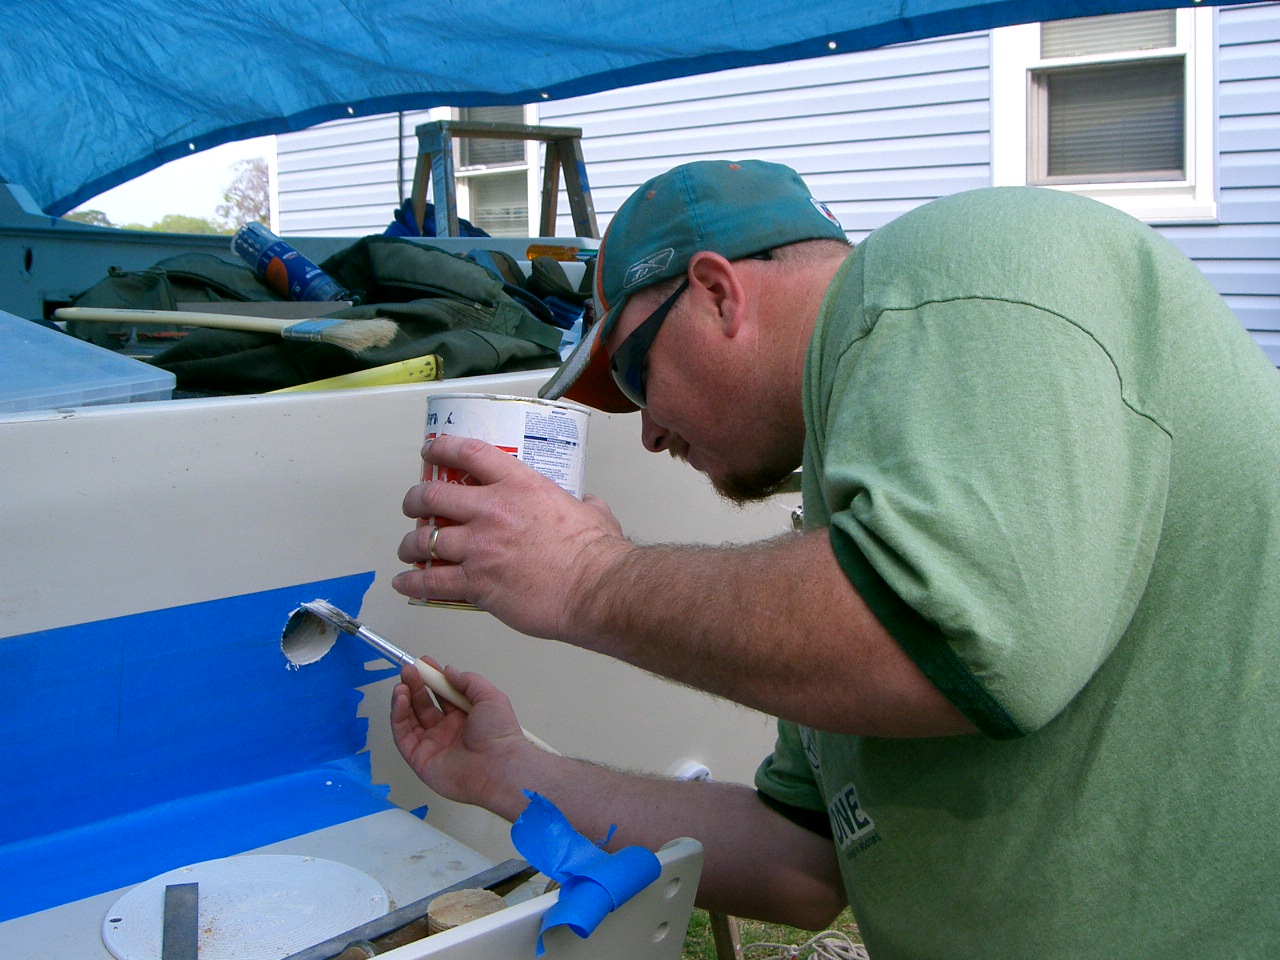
282,599,558,754
54,307,398,355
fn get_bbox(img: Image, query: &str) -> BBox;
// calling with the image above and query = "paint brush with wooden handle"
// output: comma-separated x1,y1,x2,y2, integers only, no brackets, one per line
282,599,557,754
55,307,398,354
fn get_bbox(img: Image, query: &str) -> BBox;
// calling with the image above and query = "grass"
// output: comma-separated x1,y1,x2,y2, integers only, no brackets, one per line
681,908,864,960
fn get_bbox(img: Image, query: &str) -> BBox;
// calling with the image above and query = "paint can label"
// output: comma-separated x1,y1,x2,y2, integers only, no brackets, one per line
412,393,590,608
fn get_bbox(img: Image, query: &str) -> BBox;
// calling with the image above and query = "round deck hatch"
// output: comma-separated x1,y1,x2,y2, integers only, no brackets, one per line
101,854,390,960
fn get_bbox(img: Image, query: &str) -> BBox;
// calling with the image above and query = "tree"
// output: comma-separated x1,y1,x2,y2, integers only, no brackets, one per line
216,157,270,231
146,213,227,234
63,209,115,227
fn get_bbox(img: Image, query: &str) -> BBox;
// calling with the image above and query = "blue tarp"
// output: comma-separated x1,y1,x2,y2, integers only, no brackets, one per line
0,0,1245,216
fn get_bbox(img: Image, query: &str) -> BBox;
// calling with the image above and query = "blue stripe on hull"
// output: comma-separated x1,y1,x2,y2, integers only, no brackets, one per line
0,573,398,921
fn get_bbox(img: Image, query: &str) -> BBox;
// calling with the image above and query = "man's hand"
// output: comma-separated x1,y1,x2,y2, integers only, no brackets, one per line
392,434,629,640
390,661,537,818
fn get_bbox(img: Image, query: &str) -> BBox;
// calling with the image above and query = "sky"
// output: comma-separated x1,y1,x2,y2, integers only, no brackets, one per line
71,136,276,226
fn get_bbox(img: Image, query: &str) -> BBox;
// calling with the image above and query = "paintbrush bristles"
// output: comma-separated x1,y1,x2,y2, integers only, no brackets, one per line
300,599,363,636
282,317,398,354
325,318,397,353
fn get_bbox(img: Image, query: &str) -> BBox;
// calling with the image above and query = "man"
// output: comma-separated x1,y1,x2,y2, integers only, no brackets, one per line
392,161,1280,957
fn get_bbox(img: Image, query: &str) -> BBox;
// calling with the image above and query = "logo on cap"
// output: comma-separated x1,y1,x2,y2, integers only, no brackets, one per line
623,248,675,289
811,198,842,229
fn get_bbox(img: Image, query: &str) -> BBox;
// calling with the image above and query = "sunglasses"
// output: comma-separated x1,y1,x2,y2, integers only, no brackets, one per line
608,278,689,409
607,250,772,409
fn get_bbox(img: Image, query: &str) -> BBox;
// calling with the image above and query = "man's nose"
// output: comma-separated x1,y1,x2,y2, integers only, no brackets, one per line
640,410,669,453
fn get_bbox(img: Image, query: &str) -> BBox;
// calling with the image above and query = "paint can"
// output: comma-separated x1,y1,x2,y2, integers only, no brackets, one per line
413,393,591,608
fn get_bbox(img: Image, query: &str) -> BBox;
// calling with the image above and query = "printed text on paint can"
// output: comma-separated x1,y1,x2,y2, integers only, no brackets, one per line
412,394,590,608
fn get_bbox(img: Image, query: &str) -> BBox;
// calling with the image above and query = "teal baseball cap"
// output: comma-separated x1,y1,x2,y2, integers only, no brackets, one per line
539,159,845,413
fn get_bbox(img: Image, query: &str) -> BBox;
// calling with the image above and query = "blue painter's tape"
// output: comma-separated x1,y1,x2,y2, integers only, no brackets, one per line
510,792,661,955
0,757,391,922
0,573,397,921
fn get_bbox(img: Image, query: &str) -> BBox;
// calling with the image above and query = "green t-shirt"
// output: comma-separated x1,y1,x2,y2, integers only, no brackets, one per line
756,187,1280,958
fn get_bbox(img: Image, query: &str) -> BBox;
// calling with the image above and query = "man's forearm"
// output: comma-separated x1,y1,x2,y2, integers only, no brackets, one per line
396,436,969,735
483,745,846,929
576,531,973,736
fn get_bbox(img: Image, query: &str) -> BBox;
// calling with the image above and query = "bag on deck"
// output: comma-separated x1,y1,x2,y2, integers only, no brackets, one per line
64,237,570,394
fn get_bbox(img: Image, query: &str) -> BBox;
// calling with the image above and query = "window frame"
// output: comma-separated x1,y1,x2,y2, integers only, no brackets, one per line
991,8,1217,223
425,104,541,236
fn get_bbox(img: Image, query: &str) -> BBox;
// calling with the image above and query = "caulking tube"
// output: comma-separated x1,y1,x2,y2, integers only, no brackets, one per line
412,393,591,609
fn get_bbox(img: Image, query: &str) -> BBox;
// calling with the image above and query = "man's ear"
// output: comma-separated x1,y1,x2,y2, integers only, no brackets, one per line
687,251,746,337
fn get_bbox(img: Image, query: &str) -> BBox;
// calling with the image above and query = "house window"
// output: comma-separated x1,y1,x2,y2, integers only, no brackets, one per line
454,105,536,237
991,9,1216,222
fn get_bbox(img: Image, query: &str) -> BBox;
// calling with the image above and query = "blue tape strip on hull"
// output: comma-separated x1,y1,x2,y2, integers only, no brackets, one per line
0,573,400,921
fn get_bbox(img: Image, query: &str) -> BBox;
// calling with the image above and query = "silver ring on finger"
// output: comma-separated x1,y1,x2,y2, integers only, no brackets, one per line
427,525,443,561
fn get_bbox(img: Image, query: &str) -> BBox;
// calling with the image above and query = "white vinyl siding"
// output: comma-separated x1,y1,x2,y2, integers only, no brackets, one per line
1162,2,1280,363
539,32,992,243
275,107,540,238
276,112,421,236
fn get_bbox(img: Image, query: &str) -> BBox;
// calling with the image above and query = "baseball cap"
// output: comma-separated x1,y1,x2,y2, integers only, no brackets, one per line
538,160,845,413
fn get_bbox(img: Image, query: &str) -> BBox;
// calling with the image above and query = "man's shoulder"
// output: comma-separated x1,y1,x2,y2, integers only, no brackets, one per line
870,187,1135,250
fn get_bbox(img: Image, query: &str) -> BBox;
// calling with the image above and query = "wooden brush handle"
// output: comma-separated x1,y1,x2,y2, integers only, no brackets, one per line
413,659,558,755
414,659,474,712
55,306,308,334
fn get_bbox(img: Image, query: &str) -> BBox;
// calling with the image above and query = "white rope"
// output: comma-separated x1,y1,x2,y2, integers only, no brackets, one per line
743,929,870,960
